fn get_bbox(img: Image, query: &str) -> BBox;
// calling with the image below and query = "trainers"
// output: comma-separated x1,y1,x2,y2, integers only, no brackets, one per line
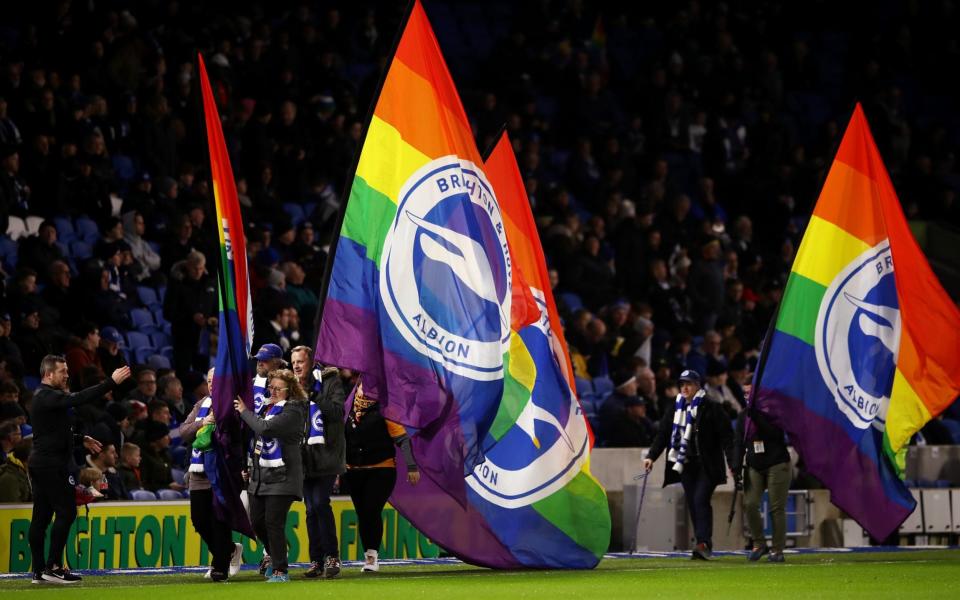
304,561,323,578
361,549,379,572
748,545,770,562
768,551,786,563
323,556,341,579
691,543,712,561
203,569,211,579
266,571,289,583
31,573,46,585
209,570,228,582
41,567,81,584
258,555,273,578
228,542,243,577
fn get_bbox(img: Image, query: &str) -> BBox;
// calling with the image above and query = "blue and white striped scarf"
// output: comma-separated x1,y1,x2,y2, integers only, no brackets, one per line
667,390,706,474
256,401,286,467
252,375,267,413
307,401,325,445
188,397,213,473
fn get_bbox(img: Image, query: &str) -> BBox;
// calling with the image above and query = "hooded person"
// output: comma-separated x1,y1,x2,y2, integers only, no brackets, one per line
122,210,162,280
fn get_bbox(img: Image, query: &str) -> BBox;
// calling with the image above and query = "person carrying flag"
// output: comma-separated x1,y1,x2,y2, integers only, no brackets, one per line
233,368,306,583
291,345,346,579
180,367,243,582
643,369,734,560
252,344,285,413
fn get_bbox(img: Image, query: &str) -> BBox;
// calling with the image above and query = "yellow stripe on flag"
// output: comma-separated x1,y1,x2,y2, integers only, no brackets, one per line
885,368,933,452
792,215,871,287
355,115,431,205
508,333,537,392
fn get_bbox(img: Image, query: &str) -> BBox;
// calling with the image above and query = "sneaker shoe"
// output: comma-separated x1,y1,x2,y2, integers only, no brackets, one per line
209,570,228,582
361,549,379,572
41,567,81,584
768,551,785,563
31,573,46,585
258,555,273,578
748,545,770,562
304,561,323,578
266,571,289,583
691,543,712,561
203,569,211,579
323,556,342,579
228,542,243,577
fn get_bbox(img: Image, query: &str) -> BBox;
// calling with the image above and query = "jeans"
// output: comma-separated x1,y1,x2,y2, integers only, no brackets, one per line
679,460,717,547
190,488,235,573
344,468,397,553
743,462,791,552
249,494,296,573
303,475,339,562
28,467,77,573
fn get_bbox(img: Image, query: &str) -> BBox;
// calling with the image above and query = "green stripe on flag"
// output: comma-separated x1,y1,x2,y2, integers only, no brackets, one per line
531,471,610,560
488,353,531,442
775,272,827,346
341,175,398,267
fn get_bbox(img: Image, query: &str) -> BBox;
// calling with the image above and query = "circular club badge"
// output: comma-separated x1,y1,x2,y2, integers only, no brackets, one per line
381,156,511,381
814,241,901,430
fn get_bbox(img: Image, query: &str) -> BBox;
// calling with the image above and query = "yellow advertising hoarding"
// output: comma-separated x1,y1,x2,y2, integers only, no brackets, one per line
0,497,438,573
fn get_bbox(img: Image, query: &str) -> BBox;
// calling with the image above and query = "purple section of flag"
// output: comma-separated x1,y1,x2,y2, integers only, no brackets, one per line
390,408,519,569
754,387,915,540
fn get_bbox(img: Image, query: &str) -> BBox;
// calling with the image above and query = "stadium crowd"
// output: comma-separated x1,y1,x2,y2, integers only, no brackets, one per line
2,0,960,508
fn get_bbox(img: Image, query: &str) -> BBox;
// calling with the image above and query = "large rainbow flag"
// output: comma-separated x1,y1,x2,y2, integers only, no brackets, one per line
751,104,960,539
199,55,255,537
315,0,607,567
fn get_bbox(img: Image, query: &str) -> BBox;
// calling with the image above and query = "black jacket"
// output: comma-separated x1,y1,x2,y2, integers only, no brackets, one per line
648,395,734,487
28,379,116,470
301,368,346,478
733,408,790,473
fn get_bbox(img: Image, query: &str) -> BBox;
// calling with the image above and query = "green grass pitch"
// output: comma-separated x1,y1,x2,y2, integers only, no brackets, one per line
3,550,957,599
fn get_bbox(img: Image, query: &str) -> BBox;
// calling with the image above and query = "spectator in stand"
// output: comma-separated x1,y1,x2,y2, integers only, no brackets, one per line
64,322,103,389
0,145,32,232
13,307,51,377
118,442,143,496
127,368,159,404
121,210,162,281
164,250,216,375
158,373,189,424
161,214,195,274
97,327,128,378
253,300,294,356
84,425,127,500
0,438,31,502
0,420,20,461
0,313,25,378
281,262,319,336
600,369,656,447
41,260,82,329
17,221,65,282
139,419,183,494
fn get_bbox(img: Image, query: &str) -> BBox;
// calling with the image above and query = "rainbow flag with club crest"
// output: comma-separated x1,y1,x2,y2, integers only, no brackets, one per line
750,104,960,540
315,0,606,568
198,54,255,537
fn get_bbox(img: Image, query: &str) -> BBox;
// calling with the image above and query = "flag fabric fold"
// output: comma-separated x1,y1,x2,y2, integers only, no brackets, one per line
198,54,255,538
751,103,960,540
315,0,606,568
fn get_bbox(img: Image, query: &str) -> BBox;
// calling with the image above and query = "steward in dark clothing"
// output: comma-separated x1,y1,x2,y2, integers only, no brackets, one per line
300,364,346,577
734,405,791,561
28,356,130,583
645,370,733,560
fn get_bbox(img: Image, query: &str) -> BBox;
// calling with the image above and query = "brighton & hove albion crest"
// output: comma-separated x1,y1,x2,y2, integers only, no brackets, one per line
381,156,511,381
815,241,901,430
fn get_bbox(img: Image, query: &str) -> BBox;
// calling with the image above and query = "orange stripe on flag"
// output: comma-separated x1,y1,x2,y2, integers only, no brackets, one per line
375,58,478,162
811,161,887,246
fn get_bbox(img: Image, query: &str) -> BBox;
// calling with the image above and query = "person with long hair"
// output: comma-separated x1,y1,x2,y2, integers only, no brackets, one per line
233,368,306,583
343,379,420,573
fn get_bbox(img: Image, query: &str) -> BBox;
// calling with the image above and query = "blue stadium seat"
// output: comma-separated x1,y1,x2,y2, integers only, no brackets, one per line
282,203,305,226
70,240,93,260
171,446,189,468
126,330,152,350
558,292,584,312
171,467,186,484
156,489,182,501
130,489,157,501
148,354,171,371
150,331,171,348
941,419,960,444
23,376,40,391
575,376,593,398
134,347,156,365
130,308,157,332
137,285,160,309
53,217,75,241
74,217,100,243
593,376,614,400
112,154,136,183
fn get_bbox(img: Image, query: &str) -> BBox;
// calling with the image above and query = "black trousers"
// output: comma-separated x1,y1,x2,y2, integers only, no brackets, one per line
189,488,235,573
679,459,717,547
303,475,339,562
28,466,77,573
249,494,296,573
344,467,397,553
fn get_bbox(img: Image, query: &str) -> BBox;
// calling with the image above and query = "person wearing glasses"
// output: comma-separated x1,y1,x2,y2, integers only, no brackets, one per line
233,369,306,583
343,378,420,573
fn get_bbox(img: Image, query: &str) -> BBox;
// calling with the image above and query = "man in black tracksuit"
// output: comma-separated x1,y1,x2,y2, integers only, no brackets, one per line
292,346,346,579
28,354,131,584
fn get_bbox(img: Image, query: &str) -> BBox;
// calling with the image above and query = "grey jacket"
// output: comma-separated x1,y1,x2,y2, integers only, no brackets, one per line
240,399,306,499
301,368,346,478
